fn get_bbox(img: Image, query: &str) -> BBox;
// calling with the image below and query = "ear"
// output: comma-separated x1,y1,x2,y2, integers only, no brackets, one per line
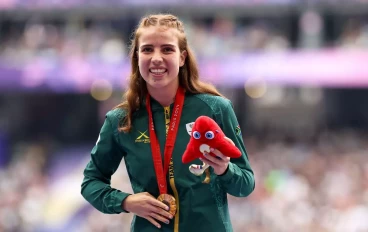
179,50,187,67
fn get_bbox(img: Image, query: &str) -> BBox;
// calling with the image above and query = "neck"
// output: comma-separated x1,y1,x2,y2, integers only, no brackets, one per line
147,83,179,107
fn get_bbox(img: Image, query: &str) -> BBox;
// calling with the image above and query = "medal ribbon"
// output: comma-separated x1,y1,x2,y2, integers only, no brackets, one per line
146,87,185,194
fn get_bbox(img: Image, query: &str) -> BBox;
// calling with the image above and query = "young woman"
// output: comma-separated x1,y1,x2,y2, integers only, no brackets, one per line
81,14,255,232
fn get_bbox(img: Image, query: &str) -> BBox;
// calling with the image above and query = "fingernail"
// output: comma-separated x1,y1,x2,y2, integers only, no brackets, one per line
157,224,161,228
166,220,170,224
210,148,214,152
166,207,169,211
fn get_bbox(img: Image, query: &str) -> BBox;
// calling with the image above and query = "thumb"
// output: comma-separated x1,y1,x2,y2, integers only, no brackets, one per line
224,136,235,145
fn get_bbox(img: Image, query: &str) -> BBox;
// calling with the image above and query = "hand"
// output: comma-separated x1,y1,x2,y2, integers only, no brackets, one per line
122,192,173,228
199,137,235,175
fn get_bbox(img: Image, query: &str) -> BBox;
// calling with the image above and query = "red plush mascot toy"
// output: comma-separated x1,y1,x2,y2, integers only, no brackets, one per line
182,116,242,182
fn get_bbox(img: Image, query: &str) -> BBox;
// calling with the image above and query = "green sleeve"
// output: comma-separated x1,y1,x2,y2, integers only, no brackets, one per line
216,100,255,197
81,113,131,214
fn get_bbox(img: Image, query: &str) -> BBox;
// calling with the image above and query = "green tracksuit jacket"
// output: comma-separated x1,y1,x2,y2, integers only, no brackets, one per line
81,93,255,232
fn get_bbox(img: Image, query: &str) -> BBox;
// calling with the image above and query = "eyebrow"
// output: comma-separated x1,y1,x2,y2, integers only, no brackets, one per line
140,44,176,48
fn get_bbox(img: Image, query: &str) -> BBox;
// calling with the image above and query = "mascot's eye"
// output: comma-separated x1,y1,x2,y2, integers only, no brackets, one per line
205,131,215,139
193,131,201,139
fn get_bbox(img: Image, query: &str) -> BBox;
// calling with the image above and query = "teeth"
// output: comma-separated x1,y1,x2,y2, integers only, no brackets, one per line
150,69,166,73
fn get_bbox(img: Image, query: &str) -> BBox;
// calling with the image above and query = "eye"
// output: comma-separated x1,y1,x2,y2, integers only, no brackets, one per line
141,47,153,52
193,131,201,139
162,47,174,53
205,131,215,139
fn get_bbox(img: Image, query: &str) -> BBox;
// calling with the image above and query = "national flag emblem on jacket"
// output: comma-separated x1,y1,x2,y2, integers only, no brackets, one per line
235,125,241,136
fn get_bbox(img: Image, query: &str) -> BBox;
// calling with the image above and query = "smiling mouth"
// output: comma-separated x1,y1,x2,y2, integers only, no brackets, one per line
150,68,167,76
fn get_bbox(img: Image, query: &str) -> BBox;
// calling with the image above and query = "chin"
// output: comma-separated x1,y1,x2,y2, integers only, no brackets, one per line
146,75,178,90
148,80,168,89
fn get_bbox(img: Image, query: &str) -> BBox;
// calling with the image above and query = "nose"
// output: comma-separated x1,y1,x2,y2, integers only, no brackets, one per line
152,50,163,64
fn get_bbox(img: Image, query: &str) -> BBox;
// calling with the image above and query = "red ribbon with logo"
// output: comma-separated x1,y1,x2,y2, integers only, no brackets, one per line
146,87,185,195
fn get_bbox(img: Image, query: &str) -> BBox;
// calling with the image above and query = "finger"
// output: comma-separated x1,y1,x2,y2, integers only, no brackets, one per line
144,216,161,229
200,156,218,168
149,211,170,225
204,155,229,167
203,152,222,164
151,199,170,211
224,136,235,145
151,204,173,219
210,148,226,160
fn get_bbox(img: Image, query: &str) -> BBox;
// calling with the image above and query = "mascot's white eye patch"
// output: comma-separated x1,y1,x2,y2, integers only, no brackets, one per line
193,131,201,139
205,131,214,139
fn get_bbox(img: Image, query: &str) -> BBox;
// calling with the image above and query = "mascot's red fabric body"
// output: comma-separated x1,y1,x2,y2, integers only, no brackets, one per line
182,116,242,163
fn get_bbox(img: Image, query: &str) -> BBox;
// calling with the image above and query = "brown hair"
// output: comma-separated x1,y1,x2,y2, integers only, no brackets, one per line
115,14,223,132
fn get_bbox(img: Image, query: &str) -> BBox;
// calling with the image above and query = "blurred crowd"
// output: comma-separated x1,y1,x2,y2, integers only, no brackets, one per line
233,130,368,232
0,130,367,232
0,16,295,91
0,16,290,66
1,15,368,67
0,143,49,232
337,19,368,49
1,15,368,92
0,0,303,10
1,0,368,9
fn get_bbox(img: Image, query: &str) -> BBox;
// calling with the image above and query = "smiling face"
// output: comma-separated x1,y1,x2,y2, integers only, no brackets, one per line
137,26,187,95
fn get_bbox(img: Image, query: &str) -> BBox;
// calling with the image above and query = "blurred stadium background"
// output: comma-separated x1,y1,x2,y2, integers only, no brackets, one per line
1,1,368,231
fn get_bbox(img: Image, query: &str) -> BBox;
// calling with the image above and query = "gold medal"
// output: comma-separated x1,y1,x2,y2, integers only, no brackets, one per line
157,193,176,216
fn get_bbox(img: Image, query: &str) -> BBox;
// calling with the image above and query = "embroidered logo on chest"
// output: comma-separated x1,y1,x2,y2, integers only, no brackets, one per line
135,130,150,143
